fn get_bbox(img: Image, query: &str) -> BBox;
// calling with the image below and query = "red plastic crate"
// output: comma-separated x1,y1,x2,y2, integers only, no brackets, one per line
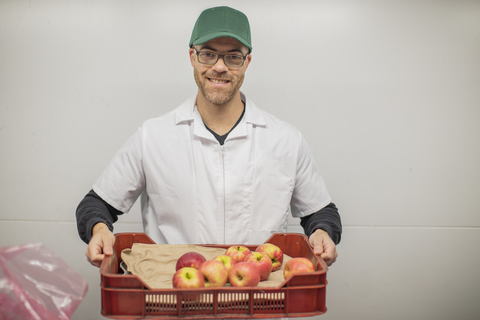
100,232,328,319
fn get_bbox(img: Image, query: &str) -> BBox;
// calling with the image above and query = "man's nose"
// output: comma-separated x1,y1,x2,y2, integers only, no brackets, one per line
211,56,229,72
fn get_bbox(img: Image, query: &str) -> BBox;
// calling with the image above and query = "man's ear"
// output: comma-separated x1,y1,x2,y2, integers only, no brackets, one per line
189,48,196,67
244,54,252,71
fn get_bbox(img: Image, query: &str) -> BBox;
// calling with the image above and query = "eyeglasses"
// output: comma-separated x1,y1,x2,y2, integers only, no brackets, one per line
194,49,248,68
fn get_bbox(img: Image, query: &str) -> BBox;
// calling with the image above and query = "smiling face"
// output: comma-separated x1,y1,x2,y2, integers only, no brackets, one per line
190,37,251,107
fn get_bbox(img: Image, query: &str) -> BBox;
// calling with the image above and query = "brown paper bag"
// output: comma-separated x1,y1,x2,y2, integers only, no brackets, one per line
121,243,291,289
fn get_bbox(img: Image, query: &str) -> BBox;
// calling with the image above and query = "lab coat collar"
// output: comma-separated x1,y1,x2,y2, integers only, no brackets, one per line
174,95,196,124
174,92,267,127
242,92,267,127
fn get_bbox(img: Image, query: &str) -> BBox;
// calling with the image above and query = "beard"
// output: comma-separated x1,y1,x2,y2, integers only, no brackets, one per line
194,68,244,105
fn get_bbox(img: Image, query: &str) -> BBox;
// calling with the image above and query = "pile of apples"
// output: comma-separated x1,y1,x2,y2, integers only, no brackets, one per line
172,243,315,289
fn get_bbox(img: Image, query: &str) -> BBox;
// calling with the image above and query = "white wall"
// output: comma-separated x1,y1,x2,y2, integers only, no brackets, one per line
1,1,479,319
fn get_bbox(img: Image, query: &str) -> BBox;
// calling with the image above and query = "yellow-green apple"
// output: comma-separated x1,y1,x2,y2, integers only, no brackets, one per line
175,252,207,271
198,260,228,288
255,243,283,272
172,267,205,288
244,251,273,281
283,257,315,280
225,245,251,262
213,254,237,278
228,262,260,287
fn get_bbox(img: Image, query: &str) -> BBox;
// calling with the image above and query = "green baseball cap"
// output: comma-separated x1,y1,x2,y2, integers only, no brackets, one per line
189,6,252,52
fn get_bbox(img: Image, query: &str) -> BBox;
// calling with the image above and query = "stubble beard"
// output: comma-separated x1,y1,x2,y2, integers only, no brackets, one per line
194,69,244,106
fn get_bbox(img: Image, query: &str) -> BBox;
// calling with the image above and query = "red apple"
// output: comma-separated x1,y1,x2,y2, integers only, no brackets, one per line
213,254,237,278
283,257,315,280
255,243,283,272
225,245,251,262
198,260,228,288
244,251,273,281
175,252,206,271
228,262,260,287
172,267,205,288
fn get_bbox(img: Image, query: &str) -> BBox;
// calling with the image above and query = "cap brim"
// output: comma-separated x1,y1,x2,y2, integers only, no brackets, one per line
191,31,252,52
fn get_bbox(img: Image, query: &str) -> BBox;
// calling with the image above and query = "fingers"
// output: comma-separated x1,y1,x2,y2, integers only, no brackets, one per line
309,229,338,266
321,247,338,266
313,242,324,256
319,238,337,266
86,249,104,268
85,223,115,268
103,237,114,256
86,238,110,267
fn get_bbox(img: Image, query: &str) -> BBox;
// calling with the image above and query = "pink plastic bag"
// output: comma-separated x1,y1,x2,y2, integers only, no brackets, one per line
0,243,88,320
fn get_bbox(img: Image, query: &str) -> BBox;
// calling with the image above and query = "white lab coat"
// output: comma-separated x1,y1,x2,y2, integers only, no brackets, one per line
93,93,331,245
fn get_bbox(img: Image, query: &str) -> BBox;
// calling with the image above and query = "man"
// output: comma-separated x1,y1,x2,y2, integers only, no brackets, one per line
76,6,342,268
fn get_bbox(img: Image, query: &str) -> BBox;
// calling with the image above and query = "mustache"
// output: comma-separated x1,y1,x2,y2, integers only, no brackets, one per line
206,72,232,81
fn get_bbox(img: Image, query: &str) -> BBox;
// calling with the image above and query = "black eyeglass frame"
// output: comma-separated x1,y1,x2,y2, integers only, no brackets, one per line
194,48,248,68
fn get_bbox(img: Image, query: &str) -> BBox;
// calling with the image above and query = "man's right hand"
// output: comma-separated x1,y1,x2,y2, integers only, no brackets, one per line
86,223,115,267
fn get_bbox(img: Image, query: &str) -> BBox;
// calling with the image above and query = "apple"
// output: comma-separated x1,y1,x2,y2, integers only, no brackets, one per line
175,252,206,271
244,252,272,281
172,267,205,288
225,245,251,262
228,262,260,287
213,254,237,278
283,257,315,280
198,260,228,288
255,243,283,272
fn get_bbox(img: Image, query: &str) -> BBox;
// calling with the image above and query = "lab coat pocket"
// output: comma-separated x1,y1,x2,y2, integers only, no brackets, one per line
152,185,182,224
247,157,295,238
147,184,198,243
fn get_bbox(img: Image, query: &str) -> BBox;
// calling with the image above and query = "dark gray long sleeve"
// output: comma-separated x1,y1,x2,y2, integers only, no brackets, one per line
76,189,123,244
300,203,342,245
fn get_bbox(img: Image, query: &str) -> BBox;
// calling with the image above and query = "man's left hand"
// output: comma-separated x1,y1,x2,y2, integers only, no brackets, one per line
308,229,338,266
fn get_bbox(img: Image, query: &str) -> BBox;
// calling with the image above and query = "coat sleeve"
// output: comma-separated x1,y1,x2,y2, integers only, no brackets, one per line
93,128,146,213
76,189,124,244
290,131,332,216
